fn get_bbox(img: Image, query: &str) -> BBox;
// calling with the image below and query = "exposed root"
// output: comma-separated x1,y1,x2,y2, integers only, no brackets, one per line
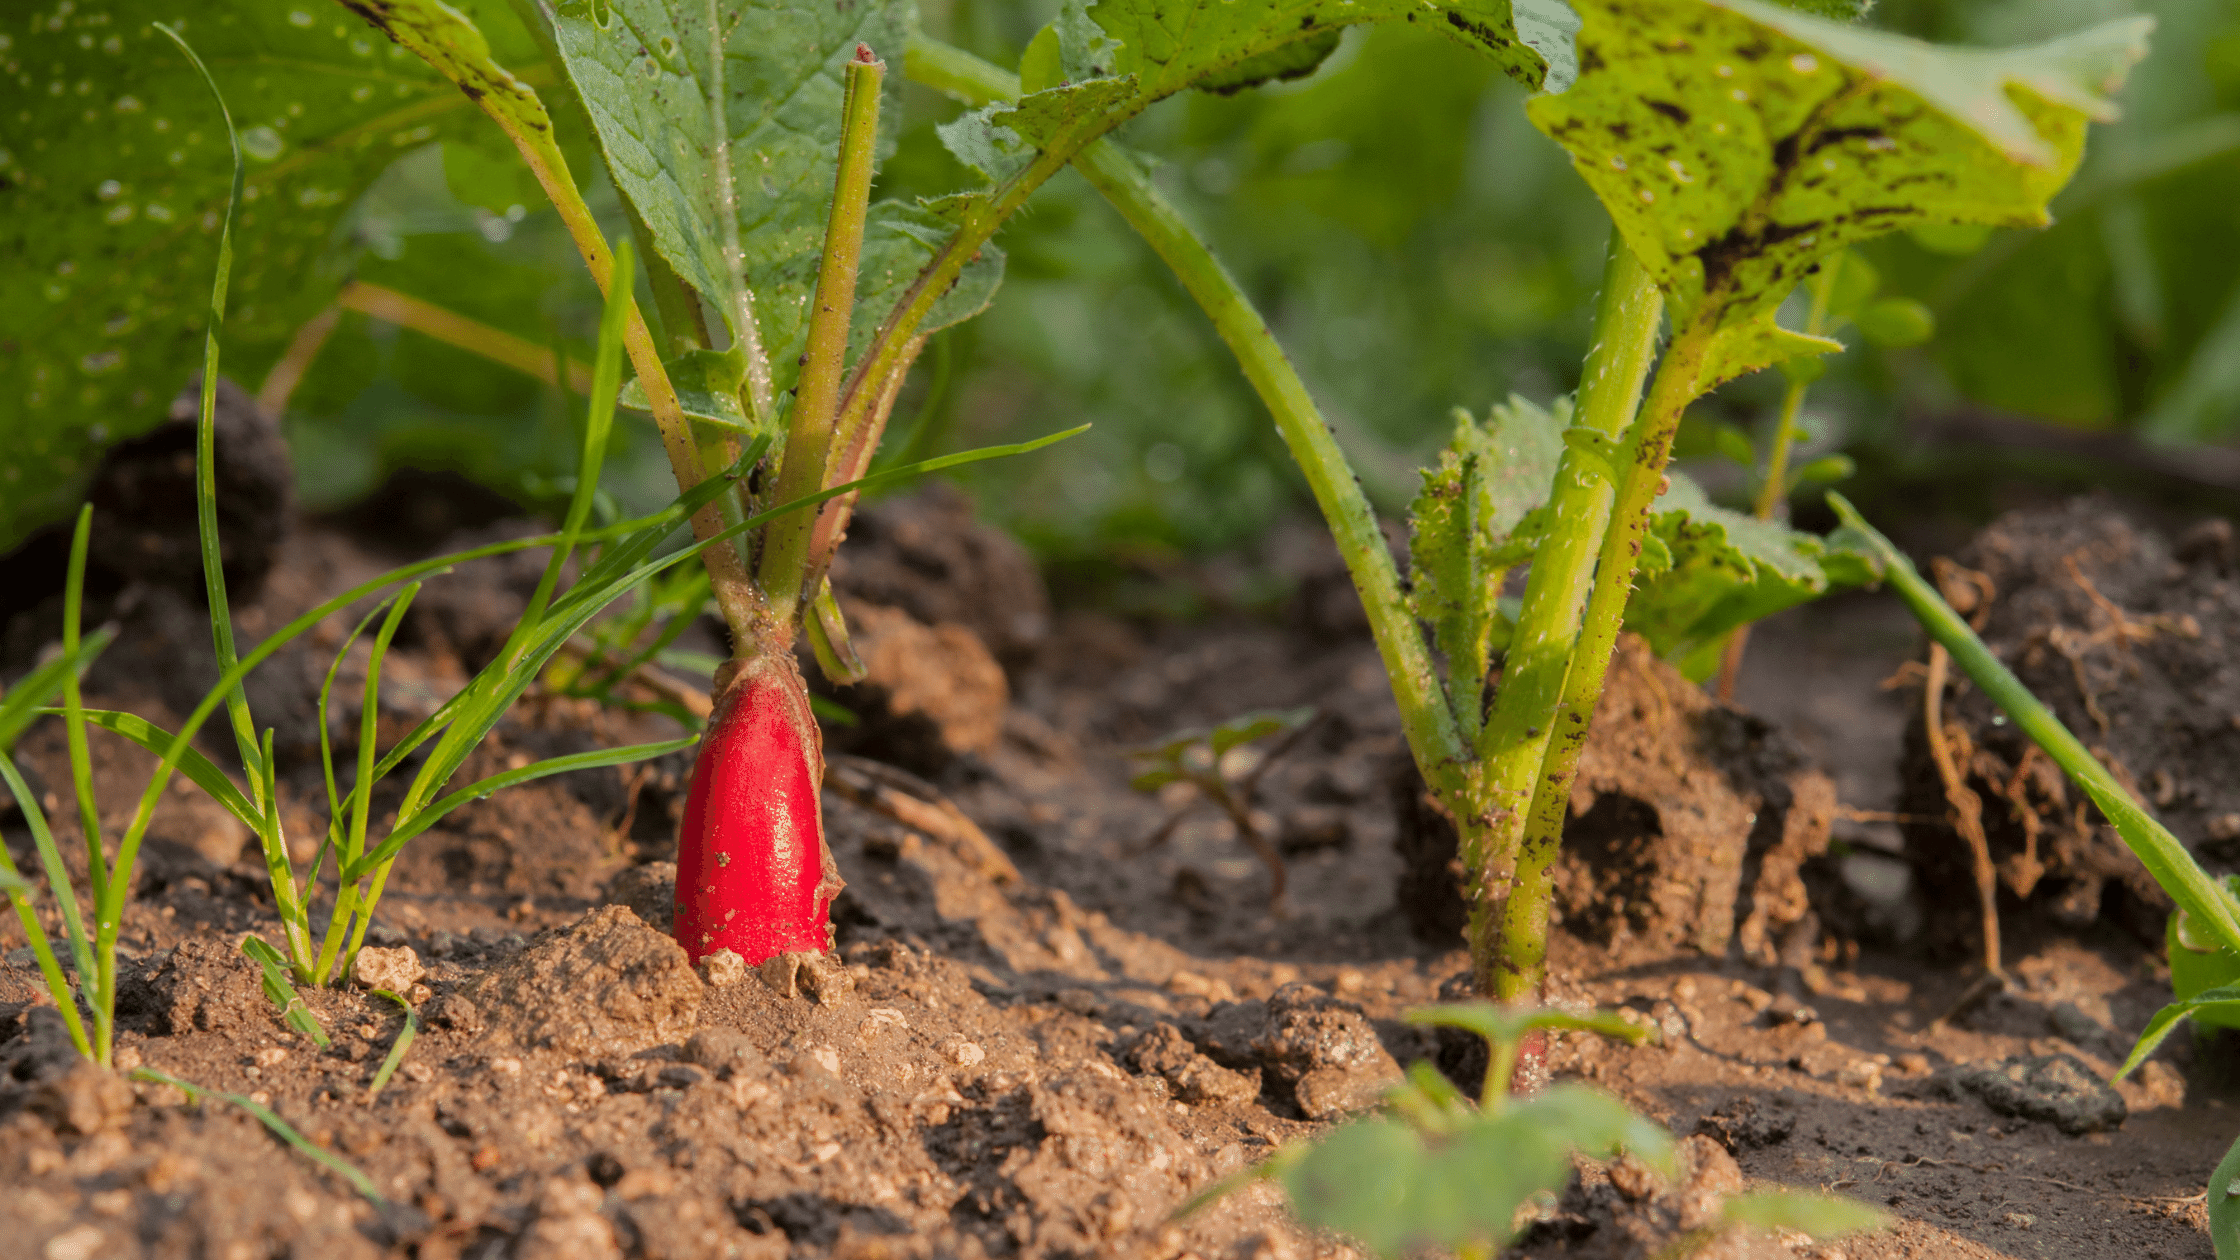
825,754,1021,886
1923,643,2003,980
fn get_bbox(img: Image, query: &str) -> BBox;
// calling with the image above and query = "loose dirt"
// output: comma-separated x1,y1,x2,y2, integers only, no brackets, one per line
1,470,2232,1260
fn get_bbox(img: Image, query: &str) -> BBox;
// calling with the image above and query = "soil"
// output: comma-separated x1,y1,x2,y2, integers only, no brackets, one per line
1896,497,2240,952
0,444,2233,1260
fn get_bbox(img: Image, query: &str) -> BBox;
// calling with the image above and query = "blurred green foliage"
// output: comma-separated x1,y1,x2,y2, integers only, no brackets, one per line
6,0,2239,561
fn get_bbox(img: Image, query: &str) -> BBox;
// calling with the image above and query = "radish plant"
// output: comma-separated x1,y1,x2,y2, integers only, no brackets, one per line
0,21,1078,1057
907,1,2147,1012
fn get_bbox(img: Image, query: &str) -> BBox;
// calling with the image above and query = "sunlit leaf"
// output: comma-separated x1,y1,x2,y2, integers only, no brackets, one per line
1529,0,2150,334
1281,1085,1673,1258
0,0,537,551
543,0,1001,395
1626,471,1879,680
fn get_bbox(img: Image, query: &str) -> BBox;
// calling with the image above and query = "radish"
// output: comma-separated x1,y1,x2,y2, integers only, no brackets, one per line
674,656,842,968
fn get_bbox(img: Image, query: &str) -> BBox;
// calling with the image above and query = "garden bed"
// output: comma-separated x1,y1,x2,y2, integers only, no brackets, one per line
0,486,2230,1260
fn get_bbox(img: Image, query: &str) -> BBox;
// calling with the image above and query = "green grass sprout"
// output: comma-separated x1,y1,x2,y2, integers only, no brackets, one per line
132,1066,385,1203
365,989,420,1100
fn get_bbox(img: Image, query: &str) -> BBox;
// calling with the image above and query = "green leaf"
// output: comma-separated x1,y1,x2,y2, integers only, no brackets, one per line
1406,1001,1657,1052
1528,0,2151,334
2211,1128,2240,1260
1019,24,1065,94
1082,0,1547,101
618,346,760,432
940,0,1549,206
1408,396,1569,711
241,935,329,1046
1722,1189,1890,1238
1197,29,1346,97
132,1067,384,1203
2115,982,2240,1080
1816,250,1881,325
1626,471,1879,680
0,629,114,753
1698,313,1842,395
544,0,1000,397
0,0,534,552
1790,452,1856,488
1854,297,1936,347
350,734,699,880
1281,1085,1673,1257
1209,707,1315,758
1711,423,1757,469
62,709,264,834
365,989,420,1098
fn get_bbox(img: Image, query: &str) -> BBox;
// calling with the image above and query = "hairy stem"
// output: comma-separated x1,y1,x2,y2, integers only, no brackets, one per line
1463,238,1664,993
760,48,885,634
1493,319,1717,1002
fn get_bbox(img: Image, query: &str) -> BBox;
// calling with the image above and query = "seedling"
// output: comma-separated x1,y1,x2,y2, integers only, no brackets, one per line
1129,707,1316,906
1191,1001,1885,1258
365,990,421,1101
339,0,1092,972
907,3,2149,1026
0,21,1084,1056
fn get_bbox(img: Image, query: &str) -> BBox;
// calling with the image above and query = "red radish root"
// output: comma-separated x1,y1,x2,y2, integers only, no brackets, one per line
675,656,843,967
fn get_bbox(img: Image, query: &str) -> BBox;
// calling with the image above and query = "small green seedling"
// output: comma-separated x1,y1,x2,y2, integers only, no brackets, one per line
132,1066,387,1206
910,2,2147,1021
365,989,420,1101
1129,706,1316,906
242,936,330,1049
1191,1002,1885,1259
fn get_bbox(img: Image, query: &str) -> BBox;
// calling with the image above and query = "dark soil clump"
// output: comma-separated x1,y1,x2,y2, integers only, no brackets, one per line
1899,496,2240,948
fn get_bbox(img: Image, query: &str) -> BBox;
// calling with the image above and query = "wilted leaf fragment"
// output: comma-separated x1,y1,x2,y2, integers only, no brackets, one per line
1529,0,2151,327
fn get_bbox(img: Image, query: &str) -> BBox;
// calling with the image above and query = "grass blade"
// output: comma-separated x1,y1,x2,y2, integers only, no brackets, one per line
241,935,329,1047
315,587,422,982
132,1067,383,1203
153,21,265,798
2113,983,2240,1081
1828,493,2240,957
0,792,92,1058
0,754,98,1016
502,244,634,670
0,627,114,753
349,736,697,879
61,710,263,831
365,989,420,1099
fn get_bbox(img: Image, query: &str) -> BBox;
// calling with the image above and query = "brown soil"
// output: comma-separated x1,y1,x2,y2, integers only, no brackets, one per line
1898,497,2240,951
0,475,2232,1260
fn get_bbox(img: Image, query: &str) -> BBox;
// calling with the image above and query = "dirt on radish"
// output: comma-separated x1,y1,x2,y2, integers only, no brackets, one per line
1,475,2232,1260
